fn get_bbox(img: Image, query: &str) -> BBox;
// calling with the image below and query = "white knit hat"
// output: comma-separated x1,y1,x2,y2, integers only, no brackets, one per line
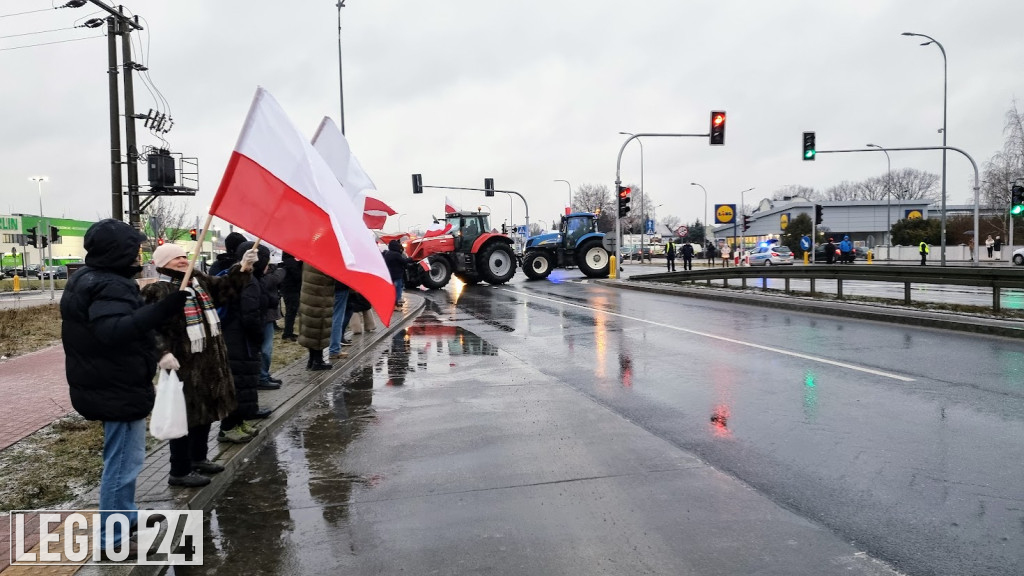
152,244,187,268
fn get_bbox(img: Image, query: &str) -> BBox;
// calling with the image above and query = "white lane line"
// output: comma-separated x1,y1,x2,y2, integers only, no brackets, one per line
503,288,915,382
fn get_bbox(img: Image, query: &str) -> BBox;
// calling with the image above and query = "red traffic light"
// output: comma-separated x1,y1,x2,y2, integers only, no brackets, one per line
618,186,632,198
189,228,198,241
157,237,165,246
710,110,726,145
712,112,725,127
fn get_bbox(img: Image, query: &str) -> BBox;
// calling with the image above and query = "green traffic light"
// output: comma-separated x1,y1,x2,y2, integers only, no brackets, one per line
1011,205,1024,215
804,150,816,159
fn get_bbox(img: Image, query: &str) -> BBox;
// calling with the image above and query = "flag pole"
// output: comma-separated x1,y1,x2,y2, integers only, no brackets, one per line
180,213,215,289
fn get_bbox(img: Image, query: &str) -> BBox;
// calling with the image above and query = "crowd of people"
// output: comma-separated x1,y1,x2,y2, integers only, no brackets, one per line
60,220,403,559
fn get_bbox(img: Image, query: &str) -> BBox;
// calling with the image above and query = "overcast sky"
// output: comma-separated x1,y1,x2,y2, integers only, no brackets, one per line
2,0,1022,234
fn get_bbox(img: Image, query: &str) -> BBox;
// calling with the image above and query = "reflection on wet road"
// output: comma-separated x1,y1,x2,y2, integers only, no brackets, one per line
180,276,1024,576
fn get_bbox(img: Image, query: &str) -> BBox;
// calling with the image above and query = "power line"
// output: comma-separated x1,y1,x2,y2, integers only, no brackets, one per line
0,34,102,51
0,26,81,40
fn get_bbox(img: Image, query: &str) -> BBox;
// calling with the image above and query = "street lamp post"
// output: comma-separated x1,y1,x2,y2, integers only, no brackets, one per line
554,179,572,211
619,132,645,262
690,182,708,243
903,31,947,265
336,0,347,134
866,144,893,256
30,176,50,296
736,187,754,263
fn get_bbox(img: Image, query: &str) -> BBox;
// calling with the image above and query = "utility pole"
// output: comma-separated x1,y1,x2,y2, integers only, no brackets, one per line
106,17,122,221
120,7,142,230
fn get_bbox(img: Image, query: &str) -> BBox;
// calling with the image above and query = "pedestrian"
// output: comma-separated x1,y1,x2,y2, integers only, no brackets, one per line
967,237,975,262
994,235,1003,261
61,219,188,557
218,242,272,443
706,242,716,267
142,244,253,487
919,241,930,265
985,234,995,260
383,239,413,309
244,242,285,391
720,243,731,267
298,265,335,370
824,237,836,264
839,235,853,264
328,280,353,360
208,231,247,276
664,240,676,271
681,242,694,271
279,252,302,342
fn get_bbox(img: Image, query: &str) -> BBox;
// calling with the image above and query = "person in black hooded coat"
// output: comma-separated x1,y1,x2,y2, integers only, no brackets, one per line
60,218,188,551
217,241,271,442
208,231,247,277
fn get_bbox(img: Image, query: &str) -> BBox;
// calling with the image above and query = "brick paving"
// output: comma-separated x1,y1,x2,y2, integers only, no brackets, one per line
0,346,73,451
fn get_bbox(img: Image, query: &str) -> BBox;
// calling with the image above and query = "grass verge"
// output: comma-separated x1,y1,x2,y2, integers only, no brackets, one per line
0,302,61,358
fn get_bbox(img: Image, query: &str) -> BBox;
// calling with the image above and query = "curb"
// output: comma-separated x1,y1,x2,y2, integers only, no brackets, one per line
598,278,1024,340
70,295,425,576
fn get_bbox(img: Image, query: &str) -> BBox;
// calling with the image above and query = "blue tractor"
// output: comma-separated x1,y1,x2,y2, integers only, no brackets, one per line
521,212,610,280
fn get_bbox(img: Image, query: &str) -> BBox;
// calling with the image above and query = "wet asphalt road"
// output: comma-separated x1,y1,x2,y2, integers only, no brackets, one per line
177,271,1024,576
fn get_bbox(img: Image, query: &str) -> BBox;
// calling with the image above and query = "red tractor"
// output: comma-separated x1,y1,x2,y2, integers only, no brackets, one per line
404,209,517,289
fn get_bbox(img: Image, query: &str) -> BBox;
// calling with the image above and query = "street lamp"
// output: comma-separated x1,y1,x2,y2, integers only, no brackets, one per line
902,31,947,265
619,132,645,261
30,176,47,218
336,0,347,134
554,179,572,210
690,182,708,242
866,144,893,255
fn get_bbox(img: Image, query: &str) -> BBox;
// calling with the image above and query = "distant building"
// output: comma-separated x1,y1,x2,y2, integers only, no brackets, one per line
1,214,94,269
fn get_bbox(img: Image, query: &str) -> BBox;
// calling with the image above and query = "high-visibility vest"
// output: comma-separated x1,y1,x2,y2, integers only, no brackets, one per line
919,242,930,254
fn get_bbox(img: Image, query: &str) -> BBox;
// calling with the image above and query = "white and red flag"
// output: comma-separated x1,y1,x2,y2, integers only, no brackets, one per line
311,117,396,230
444,196,459,214
423,221,453,237
210,87,396,325
362,196,397,230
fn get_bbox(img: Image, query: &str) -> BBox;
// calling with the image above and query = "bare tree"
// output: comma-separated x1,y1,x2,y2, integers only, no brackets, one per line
770,185,819,202
822,181,862,202
573,182,617,232
889,168,940,201
143,198,193,253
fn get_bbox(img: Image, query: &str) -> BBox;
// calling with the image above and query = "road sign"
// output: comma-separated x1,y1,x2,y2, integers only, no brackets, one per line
601,235,617,253
645,219,655,235
675,225,689,237
516,225,527,236
800,236,811,250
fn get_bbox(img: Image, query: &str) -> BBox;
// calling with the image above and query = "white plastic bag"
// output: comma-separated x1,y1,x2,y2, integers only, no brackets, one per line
150,369,188,440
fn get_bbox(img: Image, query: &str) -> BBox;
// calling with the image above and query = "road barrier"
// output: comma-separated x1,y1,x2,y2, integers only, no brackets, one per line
632,265,1024,312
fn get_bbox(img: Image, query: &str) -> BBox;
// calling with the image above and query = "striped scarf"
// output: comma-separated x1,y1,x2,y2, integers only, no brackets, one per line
162,274,220,353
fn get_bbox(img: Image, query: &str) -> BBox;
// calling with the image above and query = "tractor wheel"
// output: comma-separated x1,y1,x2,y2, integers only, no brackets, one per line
422,258,452,289
522,251,554,280
576,240,610,278
478,243,517,285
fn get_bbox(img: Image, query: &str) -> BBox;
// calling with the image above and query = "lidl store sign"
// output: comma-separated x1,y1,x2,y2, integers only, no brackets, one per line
715,204,736,224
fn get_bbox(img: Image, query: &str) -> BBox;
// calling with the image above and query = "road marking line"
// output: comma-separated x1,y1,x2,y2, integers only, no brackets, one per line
503,288,915,382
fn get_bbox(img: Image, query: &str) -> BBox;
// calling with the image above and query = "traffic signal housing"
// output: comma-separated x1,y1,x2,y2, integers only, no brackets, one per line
26,227,37,248
814,204,823,225
412,173,423,194
803,132,816,161
709,111,726,145
617,185,632,218
742,215,751,232
1011,185,1024,215
190,228,198,241
484,178,495,197
49,226,60,243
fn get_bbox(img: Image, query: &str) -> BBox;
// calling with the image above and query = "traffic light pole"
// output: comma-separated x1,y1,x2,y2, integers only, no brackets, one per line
615,132,709,279
816,145,979,267
416,183,530,235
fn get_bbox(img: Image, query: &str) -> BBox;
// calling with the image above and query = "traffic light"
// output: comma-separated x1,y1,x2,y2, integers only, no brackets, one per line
484,178,495,197
1011,185,1024,215
742,215,751,232
617,185,632,218
158,237,165,246
814,204,823,225
190,228,198,241
709,111,726,145
49,226,60,243
412,173,423,194
26,227,37,248
803,131,816,161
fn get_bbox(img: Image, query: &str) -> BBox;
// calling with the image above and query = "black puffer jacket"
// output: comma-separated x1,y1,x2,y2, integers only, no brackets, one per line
219,242,270,418
61,219,183,422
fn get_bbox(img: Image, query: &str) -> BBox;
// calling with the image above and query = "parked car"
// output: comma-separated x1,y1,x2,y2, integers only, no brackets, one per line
39,265,68,280
749,245,794,266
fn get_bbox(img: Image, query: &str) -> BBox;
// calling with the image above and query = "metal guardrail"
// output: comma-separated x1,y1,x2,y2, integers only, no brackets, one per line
631,265,1024,312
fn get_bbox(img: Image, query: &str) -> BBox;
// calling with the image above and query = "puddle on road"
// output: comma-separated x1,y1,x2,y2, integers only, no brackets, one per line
169,316,497,575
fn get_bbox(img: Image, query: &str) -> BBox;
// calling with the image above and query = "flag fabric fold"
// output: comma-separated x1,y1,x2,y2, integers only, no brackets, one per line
210,87,396,325
311,117,376,204
445,196,459,214
363,196,397,230
424,222,453,238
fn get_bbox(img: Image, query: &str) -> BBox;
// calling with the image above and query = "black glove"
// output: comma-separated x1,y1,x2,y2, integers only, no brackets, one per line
157,290,188,317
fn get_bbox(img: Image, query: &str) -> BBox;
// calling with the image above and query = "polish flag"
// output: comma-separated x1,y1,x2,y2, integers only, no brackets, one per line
423,222,453,237
377,231,410,245
445,196,459,214
311,117,376,204
210,87,396,325
363,196,397,230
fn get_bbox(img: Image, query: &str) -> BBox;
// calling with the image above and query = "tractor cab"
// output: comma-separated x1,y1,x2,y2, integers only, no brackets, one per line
446,211,491,251
561,213,599,249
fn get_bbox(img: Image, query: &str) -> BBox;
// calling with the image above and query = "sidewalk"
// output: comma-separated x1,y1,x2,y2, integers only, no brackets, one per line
0,295,424,576
0,345,73,450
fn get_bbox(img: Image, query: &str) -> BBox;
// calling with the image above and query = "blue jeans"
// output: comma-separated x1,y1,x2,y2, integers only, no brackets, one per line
99,419,147,547
329,288,349,355
259,321,275,381
393,279,403,305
